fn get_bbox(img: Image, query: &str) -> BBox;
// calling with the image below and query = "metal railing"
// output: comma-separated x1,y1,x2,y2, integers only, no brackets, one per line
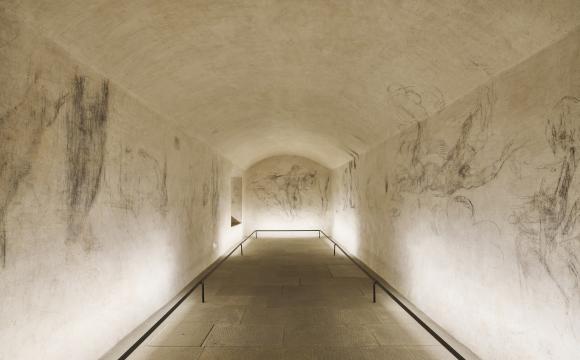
254,229,383,302
119,229,465,360
254,229,466,360
319,229,466,360
118,230,258,359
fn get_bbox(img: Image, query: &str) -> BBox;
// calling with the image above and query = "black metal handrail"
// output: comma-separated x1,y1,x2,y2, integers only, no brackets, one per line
119,228,466,360
118,230,257,359
254,229,466,360
316,229,466,360
254,229,465,360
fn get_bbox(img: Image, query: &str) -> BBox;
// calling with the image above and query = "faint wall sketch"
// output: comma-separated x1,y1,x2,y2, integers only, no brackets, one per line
319,176,330,212
202,160,220,221
511,96,580,303
116,146,168,216
387,83,446,130
365,171,389,212
428,195,503,255
396,85,516,197
341,157,358,210
0,72,65,267
65,76,109,249
252,164,320,217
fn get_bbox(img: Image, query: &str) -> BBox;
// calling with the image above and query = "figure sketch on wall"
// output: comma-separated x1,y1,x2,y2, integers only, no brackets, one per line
396,85,517,197
202,160,220,221
65,75,109,249
428,195,503,256
341,157,358,210
319,176,330,212
511,96,580,303
252,164,320,217
387,83,446,130
365,172,390,212
117,146,168,216
0,71,66,267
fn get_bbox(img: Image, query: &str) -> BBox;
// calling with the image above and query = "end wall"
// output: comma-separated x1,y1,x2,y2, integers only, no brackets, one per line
243,155,331,233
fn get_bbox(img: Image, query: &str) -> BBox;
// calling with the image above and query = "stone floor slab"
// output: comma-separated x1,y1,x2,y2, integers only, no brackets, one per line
204,325,284,347
129,346,202,360
147,322,213,347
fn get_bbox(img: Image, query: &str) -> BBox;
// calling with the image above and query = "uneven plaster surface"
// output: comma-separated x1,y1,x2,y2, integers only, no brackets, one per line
0,13,241,360
244,156,330,232
3,0,580,168
329,28,580,360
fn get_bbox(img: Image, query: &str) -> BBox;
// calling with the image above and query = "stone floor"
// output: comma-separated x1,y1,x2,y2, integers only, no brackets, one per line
128,236,456,360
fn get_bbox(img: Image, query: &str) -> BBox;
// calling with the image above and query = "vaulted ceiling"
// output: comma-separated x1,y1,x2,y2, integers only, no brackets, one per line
5,0,580,168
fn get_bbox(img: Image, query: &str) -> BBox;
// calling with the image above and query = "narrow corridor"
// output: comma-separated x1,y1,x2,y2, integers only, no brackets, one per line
128,235,454,360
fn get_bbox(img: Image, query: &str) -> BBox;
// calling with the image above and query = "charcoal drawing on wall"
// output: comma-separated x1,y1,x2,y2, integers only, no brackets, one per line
387,83,446,130
252,164,319,217
245,156,330,230
396,86,516,198
202,159,221,229
117,146,168,216
65,75,109,249
0,72,65,267
341,157,358,210
512,96,580,304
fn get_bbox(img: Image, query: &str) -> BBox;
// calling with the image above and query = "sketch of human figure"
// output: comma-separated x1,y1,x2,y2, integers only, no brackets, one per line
512,96,580,302
0,72,66,267
341,159,357,209
252,165,317,217
396,85,516,197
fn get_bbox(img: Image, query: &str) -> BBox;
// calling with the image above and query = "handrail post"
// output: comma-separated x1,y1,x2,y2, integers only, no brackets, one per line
333,244,336,256
201,280,205,303
240,243,243,256
372,281,376,303
255,231,258,239
318,230,321,238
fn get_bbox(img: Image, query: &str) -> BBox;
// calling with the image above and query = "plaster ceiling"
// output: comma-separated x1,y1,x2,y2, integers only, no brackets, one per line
5,0,580,168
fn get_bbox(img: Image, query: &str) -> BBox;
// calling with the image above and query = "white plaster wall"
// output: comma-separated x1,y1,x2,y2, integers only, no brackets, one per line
329,28,580,360
0,13,241,360
243,156,330,233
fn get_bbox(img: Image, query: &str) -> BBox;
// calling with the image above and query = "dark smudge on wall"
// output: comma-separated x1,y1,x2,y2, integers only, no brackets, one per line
65,75,109,249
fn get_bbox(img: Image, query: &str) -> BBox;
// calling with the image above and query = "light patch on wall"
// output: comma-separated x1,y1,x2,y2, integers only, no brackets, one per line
331,209,360,256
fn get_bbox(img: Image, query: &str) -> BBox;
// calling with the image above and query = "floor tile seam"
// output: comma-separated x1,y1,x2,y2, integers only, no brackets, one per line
281,323,287,346
199,323,216,348
367,324,384,347
237,306,249,325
